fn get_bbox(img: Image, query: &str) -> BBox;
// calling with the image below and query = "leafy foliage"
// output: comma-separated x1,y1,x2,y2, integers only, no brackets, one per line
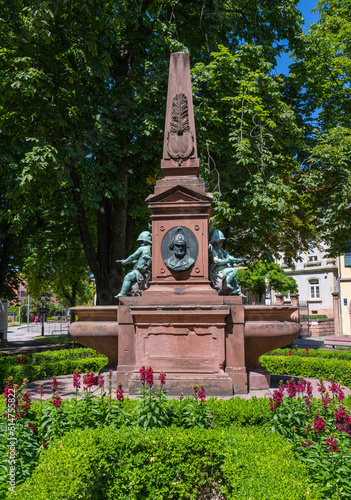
288,0,351,255
12,426,316,500
237,260,298,302
193,44,314,262
269,377,351,498
0,348,107,389
1,0,312,302
260,354,351,389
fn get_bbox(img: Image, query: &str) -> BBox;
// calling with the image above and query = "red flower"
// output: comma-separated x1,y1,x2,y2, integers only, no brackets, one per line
52,391,62,408
4,377,15,400
197,384,206,402
305,381,313,397
317,379,326,395
302,439,313,447
97,374,105,388
38,383,44,396
145,367,154,386
21,391,31,410
287,378,297,399
27,422,36,434
51,376,58,393
326,435,339,452
83,372,96,389
313,412,326,435
322,393,332,408
334,407,351,435
269,380,285,409
116,382,124,401
73,371,81,389
158,371,166,385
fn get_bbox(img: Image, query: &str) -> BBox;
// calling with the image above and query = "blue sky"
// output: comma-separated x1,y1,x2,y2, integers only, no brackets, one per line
277,0,320,74
299,0,319,32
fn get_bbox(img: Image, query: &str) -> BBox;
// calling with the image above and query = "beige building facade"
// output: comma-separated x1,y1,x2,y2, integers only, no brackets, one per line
338,248,351,337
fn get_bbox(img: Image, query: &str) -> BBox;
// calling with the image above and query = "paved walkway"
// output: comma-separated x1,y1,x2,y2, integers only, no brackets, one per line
3,326,350,400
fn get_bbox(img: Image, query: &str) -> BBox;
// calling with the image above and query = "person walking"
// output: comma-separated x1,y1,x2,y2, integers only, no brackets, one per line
34,316,38,325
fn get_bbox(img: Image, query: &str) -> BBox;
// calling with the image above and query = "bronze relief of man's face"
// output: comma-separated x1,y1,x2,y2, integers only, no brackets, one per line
174,243,186,259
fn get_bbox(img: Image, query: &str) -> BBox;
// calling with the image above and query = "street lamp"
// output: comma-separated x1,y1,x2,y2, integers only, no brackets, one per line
40,294,46,336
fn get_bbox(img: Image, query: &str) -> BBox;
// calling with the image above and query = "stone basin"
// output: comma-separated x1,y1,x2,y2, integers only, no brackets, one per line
244,305,301,366
69,306,118,372
244,305,301,390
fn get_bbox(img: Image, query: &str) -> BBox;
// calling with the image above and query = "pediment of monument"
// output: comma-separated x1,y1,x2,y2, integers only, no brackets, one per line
146,185,213,205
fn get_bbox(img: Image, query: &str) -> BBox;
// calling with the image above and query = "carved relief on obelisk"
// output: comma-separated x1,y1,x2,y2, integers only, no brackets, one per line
167,93,194,161
161,52,199,177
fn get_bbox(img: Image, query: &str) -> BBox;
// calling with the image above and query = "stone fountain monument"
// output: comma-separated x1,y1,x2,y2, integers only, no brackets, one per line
70,52,300,395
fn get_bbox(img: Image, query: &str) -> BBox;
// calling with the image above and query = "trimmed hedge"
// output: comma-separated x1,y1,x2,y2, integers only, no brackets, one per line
260,354,351,388
205,395,269,427
0,348,107,390
13,426,319,500
268,348,351,360
1,348,102,364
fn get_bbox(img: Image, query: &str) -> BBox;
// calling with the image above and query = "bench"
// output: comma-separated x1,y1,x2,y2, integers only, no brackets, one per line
323,336,351,349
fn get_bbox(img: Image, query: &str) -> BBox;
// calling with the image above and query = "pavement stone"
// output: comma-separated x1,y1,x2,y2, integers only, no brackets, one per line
3,326,351,401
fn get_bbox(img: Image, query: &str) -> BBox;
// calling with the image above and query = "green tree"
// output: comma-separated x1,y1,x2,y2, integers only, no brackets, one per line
22,216,94,312
1,0,308,303
288,0,351,256
237,260,298,303
193,44,314,262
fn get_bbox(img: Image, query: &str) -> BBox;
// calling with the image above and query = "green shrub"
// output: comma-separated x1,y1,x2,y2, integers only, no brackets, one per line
300,314,328,320
260,355,351,388
0,348,107,390
205,396,270,426
13,426,318,500
268,348,351,361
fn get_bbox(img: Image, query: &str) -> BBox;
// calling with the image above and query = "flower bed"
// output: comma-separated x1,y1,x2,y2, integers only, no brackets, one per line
1,367,316,500
268,376,351,498
2,365,350,497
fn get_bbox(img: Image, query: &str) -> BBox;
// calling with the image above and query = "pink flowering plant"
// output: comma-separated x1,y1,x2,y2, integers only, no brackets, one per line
269,376,351,497
0,377,39,495
177,384,213,428
134,366,170,428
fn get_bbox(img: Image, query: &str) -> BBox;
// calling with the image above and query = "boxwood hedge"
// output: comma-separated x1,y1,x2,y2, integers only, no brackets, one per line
267,348,351,361
0,348,107,389
13,426,319,500
260,354,351,388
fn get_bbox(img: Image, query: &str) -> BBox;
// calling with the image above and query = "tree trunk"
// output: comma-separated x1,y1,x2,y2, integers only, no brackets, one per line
0,233,13,299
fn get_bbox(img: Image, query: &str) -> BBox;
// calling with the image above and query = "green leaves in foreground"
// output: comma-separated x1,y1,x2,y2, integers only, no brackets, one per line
13,426,318,500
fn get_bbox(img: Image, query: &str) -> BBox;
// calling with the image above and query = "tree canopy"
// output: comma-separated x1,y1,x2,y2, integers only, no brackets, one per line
237,260,298,303
1,0,333,303
288,0,351,257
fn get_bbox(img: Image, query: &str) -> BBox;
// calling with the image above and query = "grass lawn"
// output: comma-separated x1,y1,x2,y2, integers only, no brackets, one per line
32,334,74,345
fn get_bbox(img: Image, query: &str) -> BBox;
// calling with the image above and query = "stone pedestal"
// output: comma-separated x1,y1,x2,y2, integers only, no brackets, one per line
121,295,233,395
223,296,247,394
116,305,136,388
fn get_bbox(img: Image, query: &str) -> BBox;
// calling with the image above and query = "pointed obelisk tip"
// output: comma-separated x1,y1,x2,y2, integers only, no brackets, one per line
161,52,199,177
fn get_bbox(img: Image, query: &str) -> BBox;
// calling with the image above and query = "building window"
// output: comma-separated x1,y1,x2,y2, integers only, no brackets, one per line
308,255,318,262
309,279,320,299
